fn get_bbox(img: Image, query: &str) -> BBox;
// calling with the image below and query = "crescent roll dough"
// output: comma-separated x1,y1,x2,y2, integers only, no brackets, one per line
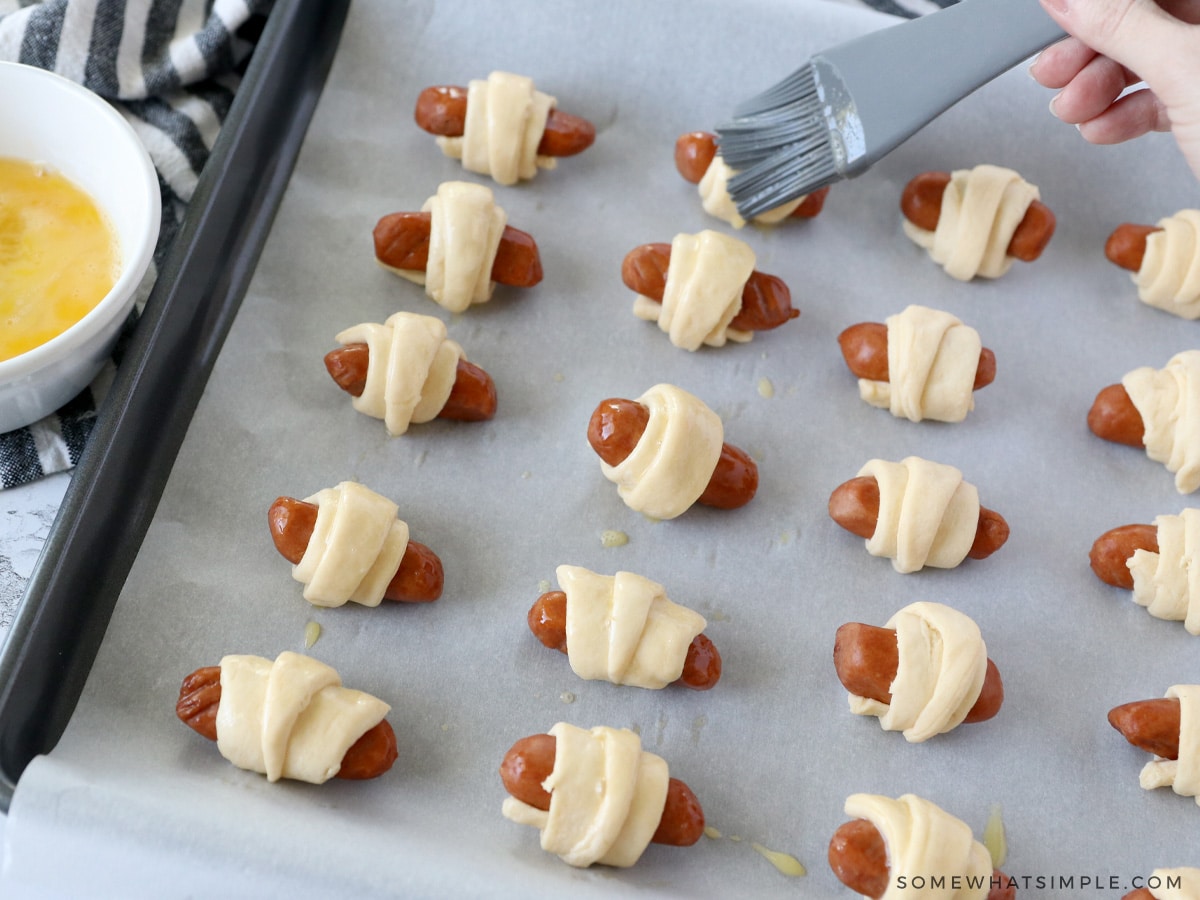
334,312,464,436
1122,350,1200,494
501,723,669,868
843,793,994,900
858,305,982,423
387,181,506,313
1139,684,1200,807
848,602,988,742
1134,210,1200,319
697,155,806,229
435,71,556,185
556,564,706,689
903,164,1040,281
291,481,410,608
857,456,981,574
1126,508,1200,635
631,230,756,350
599,383,724,519
1147,867,1200,900
216,652,390,784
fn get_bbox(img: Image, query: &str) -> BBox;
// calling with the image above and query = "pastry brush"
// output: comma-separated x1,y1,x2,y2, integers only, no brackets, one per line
716,0,1065,219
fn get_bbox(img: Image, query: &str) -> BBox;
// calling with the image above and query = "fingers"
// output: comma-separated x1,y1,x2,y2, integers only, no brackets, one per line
1046,54,1138,125
1077,89,1173,144
1036,0,1196,83
1029,36,1100,89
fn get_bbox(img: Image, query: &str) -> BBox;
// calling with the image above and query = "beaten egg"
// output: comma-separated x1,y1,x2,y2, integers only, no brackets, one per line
0,157,120,362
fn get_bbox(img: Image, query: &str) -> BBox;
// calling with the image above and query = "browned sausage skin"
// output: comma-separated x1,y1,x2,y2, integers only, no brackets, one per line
827,475,1009,560
175,666,398,780
1089,523,1158,589
621,242,798,332
837,321,997,390
829,818,1016,899
527,590,722,690
324,347,497,423
499,733,705,846
587,398,758,510
901,170,1055,262
268,497,444,602
373,211,543,288
414,85,595,157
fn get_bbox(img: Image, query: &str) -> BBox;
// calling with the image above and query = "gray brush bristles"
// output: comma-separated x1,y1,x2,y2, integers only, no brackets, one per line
732,63,816,120
718,65,823,170
725,140,838,220
716,61,839,216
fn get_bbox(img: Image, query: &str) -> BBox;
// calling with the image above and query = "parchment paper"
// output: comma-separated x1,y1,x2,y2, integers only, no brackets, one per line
4,0,1199,896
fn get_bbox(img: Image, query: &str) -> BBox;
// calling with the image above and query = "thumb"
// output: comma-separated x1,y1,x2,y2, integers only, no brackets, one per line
1037,0,1200,90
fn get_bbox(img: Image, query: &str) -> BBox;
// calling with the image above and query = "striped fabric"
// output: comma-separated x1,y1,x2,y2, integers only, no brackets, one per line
0,0,948,490
0,0,272,489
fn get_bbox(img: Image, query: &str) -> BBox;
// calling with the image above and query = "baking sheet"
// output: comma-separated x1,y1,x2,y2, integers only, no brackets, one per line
4,0,1200,895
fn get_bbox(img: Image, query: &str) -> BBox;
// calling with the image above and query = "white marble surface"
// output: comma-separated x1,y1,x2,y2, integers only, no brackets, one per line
0,473,69,644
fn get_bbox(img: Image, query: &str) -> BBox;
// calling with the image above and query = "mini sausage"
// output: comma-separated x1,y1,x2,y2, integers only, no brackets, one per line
621,242,798,332
324,345,497,422
1123,890,1156,900
587,398,758,510
837,321,997,389
175,666,398,779
673,131,830,218
499,733,705,846
1089,523,1159,589
828,475,1009,560
834,622,1004,723
1109,697,1183,760
829,819,1015,899
527,590,722,690
901,170,1056,263
373,211,543,288
1105,223,1163,272
268,496,444,602
413,85,596,157
1087,383,1146,447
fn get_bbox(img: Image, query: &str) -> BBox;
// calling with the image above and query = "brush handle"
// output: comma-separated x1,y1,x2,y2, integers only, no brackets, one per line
821,0,1065,175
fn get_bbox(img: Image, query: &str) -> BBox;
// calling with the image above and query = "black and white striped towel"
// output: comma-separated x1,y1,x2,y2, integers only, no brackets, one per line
0,0,272,489
0,0,952,490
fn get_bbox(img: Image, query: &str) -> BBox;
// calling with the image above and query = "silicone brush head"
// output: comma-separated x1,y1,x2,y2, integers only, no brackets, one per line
716,60,847,220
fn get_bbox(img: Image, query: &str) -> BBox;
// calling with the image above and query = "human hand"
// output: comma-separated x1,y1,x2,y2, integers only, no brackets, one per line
1030,0,1200,182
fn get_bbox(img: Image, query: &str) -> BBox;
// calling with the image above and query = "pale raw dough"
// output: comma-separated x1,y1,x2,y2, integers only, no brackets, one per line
334,312,465,436
435,71,556,185
1122,350,1200,494
1139,684,1200,807
1149,867,1200,900
848,601,988,742
856,456,981,573
1127,508,1200,635
556,564,706,689
387,181,507,314
216,652,390,784
858,304,982,423
501,723,669,867
599,383,724,519
1135,210,1200,319
843,793,993,899
631,230,756,350
903,164,1040,281
697,154,805,229
291,481,410,608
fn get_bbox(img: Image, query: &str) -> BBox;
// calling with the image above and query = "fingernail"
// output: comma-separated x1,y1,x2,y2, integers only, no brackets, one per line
1028,53,1042,78
1039,0,1068,13
1048,92,1062,117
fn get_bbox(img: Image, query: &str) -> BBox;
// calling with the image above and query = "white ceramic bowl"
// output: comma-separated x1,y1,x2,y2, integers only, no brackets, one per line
0,62,160,434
